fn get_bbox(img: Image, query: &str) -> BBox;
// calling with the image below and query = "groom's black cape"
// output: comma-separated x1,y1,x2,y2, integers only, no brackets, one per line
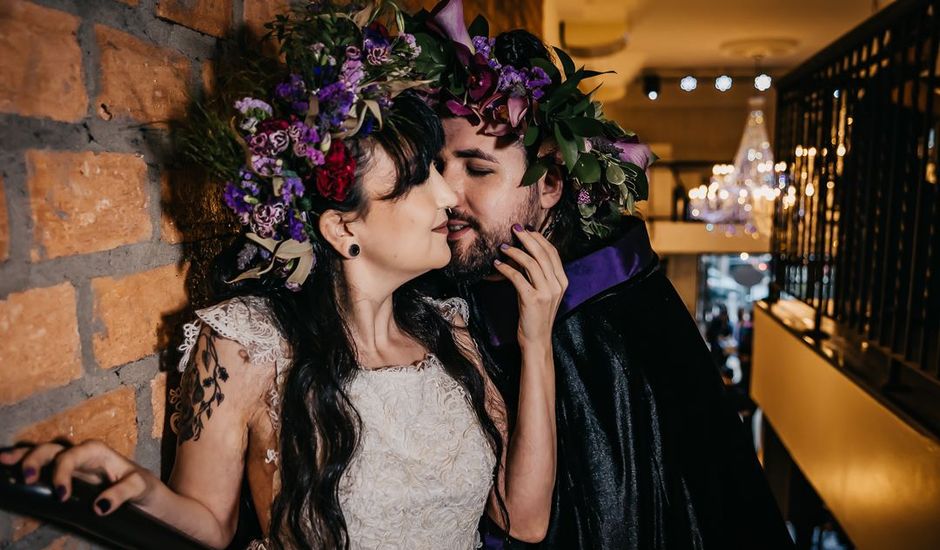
466,216,793,550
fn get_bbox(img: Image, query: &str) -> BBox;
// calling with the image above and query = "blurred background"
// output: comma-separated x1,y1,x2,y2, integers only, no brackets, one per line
1,0,938,548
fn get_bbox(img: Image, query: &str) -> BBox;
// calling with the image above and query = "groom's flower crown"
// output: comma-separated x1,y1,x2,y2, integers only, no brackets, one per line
181,1,429,289
408,0,656,239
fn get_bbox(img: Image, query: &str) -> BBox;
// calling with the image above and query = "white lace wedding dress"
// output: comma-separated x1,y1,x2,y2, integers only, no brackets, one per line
177,296,496,549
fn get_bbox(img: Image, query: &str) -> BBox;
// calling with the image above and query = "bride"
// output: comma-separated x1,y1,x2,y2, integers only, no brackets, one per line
0,3,565,548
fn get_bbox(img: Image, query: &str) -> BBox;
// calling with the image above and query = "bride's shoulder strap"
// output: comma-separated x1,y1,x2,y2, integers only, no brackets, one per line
423,296,470,327
176,296,290,373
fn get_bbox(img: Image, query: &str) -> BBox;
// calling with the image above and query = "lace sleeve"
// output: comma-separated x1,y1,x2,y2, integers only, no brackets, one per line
175,296,289,466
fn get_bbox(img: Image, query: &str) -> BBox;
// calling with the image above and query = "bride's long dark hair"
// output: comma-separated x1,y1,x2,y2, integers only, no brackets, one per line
212,94,506,548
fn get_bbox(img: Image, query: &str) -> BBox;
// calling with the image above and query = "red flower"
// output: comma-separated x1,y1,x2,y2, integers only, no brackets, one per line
316,140,356,202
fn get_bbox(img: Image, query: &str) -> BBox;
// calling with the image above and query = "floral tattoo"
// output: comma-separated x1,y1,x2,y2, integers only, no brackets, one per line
173,330,230,443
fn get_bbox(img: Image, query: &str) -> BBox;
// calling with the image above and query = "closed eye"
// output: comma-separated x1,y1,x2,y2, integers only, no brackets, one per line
467,165,494,177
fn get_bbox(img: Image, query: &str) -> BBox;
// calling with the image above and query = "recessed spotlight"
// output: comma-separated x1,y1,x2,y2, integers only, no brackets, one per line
754,73,772,91
643,75,661,101
680,75,698,92
715,75,733,92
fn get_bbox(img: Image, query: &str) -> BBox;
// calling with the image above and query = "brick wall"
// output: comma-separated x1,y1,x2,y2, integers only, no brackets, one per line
0,0,542,548
0,0,287,547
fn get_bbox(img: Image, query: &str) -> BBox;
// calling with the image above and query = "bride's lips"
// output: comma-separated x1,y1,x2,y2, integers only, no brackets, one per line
446,220,472,242
432,219,449,234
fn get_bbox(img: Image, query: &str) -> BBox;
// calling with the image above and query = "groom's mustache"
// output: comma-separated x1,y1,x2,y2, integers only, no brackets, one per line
446,208,482,232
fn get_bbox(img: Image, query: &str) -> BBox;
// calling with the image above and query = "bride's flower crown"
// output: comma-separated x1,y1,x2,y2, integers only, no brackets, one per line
410,0,656,240
182,1,428,289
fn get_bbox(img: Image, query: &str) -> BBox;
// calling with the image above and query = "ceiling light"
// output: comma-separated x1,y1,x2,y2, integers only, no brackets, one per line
754,73,772,91
715,75,733,92
680,75,698,92
643,75,661,101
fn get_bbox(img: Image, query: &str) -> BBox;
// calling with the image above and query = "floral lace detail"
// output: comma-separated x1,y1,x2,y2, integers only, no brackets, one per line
425,296,470,325
174,296,289,464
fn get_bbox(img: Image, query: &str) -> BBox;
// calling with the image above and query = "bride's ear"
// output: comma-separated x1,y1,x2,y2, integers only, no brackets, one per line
318,209,360,259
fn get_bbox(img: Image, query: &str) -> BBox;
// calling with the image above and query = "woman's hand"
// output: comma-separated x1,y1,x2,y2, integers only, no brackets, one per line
494,224,569,347
0,440,159,515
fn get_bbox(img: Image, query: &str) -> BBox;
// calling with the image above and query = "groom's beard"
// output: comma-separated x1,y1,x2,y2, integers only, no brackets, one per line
443,196,541,284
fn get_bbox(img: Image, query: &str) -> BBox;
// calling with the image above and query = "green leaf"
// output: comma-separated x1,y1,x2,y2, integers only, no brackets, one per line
622,162,650,200
578,202,597,218
468,15,489,39
521,160,548,186
573,154,601,183
564,116,607,136
523,125,540,147
553,46,576,79
554,123,579,169
605,163,626,185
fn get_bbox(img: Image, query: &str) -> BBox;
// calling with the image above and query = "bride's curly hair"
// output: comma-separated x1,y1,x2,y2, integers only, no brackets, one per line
212,94,507,548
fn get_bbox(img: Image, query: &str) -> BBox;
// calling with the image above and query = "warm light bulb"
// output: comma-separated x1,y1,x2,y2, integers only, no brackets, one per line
754,73,772,91
680,76,698,92
715,75,733,92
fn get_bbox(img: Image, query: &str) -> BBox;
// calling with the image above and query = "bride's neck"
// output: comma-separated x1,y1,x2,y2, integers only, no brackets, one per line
339,263,414,363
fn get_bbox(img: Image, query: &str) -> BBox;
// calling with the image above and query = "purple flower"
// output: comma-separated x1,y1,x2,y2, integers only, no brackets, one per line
527,67,551,90
251,155,281,176
364,38,391,65
281,176,305,201
612,140,654,170
346,46,361,60
577,188,592,205
431,0,473,57
341,58,365,88
234,97,273,117
497,66,527,97
287,211,308,242
400,33,421,59
472,36,493,58
223,182,252,215
318,81,356,127
250,203,286,239
288,121,319,145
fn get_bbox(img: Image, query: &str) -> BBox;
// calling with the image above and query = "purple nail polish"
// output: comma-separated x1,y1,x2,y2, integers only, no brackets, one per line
512,223,523,232
23,467,36,480
55,485,67,500
500,243,509,250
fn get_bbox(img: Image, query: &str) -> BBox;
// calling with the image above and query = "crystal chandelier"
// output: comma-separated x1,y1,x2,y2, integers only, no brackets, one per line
688,96,779,235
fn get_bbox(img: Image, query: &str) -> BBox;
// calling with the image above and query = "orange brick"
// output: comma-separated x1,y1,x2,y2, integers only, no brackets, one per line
156,0,232,38
95,25,191,124
17,387,138,458
244,0,289,39
0,175,8,261
91,264,189,369
160,168,233,244
26,150,152,261
12,515,41,542
150,372,167,439
0,284,82,405
116,0,139,5
0,2,87,122
43,535,93,550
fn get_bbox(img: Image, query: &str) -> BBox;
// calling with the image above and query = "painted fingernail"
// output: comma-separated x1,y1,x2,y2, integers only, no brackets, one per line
96,499,111,514
512,224,523,232
55,485,67,500
23,467,36,480
499,243,509,250
493,259,502,266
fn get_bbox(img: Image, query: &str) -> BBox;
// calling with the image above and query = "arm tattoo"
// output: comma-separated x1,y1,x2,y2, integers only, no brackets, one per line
174,330,230,443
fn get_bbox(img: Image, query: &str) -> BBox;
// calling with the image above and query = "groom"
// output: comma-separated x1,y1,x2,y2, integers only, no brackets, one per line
414,1,794,548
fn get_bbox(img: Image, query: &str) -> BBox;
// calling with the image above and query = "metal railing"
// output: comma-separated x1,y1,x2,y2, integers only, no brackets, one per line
771,0,940,394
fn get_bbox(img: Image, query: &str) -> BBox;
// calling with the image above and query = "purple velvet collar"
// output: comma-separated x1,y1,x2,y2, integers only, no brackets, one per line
474,219,658,348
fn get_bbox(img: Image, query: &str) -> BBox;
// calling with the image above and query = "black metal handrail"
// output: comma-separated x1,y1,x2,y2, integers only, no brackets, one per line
0,463,209,550
771,0,940,420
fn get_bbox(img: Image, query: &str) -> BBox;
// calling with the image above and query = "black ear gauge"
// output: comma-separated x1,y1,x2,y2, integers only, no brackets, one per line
348,244,361,257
